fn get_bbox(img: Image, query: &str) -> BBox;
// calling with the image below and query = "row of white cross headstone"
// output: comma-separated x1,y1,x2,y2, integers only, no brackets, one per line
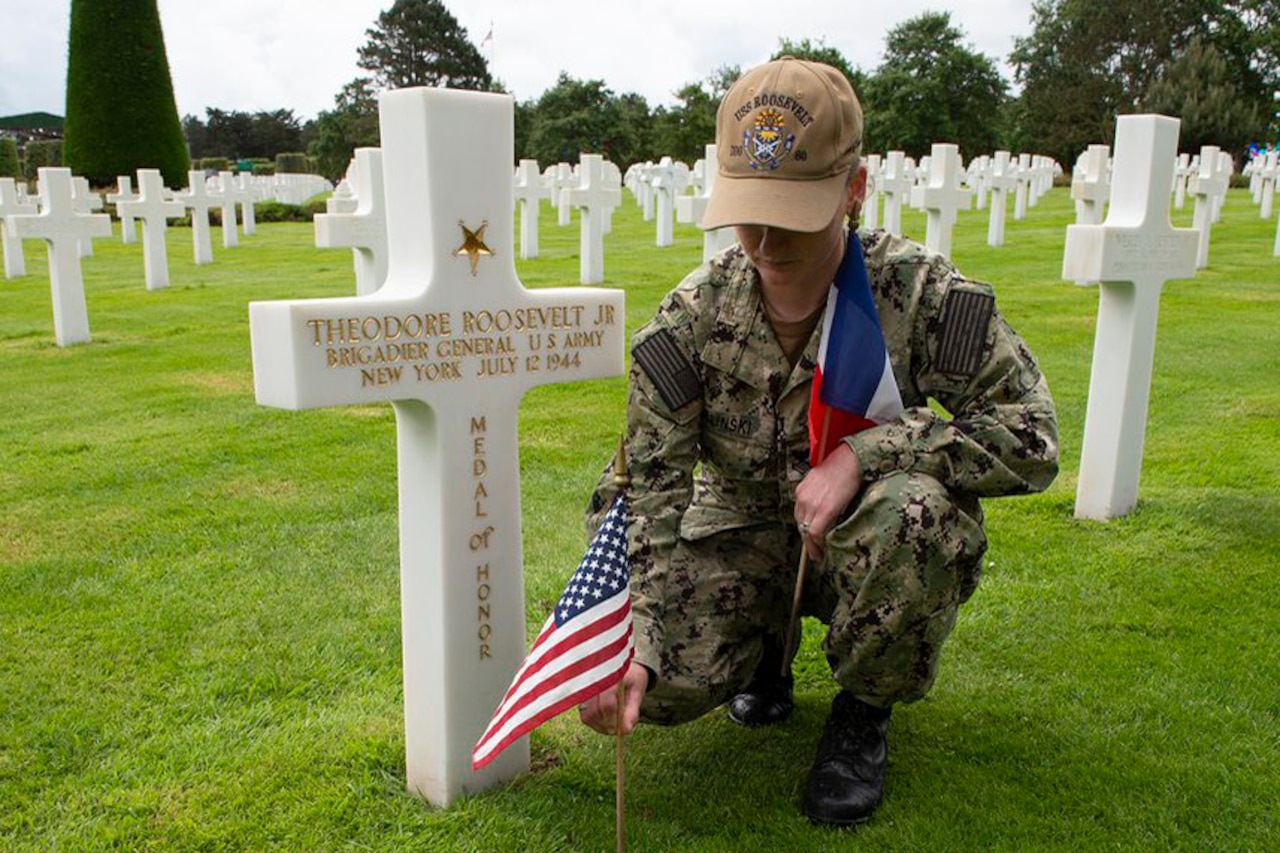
0,166,337,346
6,86,1276,811
1242,149,1280,255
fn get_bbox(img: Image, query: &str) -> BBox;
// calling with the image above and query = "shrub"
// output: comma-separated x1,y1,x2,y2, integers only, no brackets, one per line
275,152,309,173
252,201,312,223
23,140,62,179
251,162,276,176
300,194,331,217
63,0,189,187
0,138,20,178
199,157,231,172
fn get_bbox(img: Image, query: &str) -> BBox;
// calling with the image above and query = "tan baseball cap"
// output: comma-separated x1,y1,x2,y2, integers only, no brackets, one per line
702,56,863,233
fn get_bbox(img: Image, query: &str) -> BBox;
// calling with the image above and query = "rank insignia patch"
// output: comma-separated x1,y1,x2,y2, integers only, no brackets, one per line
633,329,701,410
936,289,994,376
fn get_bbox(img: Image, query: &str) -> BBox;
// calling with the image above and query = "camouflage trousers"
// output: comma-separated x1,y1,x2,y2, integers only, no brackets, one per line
640,471,987,725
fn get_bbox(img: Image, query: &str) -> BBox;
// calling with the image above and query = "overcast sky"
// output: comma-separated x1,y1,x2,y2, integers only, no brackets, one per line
0,0,1037,122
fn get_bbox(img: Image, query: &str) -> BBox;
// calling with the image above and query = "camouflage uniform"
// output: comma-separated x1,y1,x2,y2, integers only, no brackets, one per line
589,227,1059,725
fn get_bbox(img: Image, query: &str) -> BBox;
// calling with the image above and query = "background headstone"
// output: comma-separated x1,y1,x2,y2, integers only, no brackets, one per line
72,176,104,257
880,150,912,235
863,153,882,229
106,175,139,245
174,170,216,265
1190,145,1227,269
314,147,389,295
910,142,970,257
986,151,1017,247
677,144,735,263
6,167,112,346
117,168,186,290
513,159,549,260
565,153,621,285
0,177,37,278
1071,144,1111,226
1062,115,1198,521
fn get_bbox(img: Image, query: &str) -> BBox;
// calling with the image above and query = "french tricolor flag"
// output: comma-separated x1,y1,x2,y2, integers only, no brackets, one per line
809,232,904,465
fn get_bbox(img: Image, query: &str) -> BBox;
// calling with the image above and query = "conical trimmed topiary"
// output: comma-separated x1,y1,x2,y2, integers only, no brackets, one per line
63,0,189,188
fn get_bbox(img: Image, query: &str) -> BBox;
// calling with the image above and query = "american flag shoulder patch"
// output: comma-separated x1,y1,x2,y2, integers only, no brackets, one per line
633,329,701,410
935,288,994,377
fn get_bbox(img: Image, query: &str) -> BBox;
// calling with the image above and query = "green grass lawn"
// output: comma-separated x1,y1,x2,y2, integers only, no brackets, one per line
2,188,1278,851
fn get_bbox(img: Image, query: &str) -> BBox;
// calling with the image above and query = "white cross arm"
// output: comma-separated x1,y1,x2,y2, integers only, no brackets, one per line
250,288,624,411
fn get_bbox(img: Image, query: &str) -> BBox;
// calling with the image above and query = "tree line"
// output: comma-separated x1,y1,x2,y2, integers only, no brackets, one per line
186,0,1278,181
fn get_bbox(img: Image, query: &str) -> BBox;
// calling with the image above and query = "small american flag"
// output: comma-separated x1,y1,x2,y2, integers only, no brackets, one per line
472,496,634,770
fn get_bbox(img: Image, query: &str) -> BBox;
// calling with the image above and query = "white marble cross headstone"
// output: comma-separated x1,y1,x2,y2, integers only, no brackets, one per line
1190,145,1227,269
689,157,707,197
72,176,104,257
211,172,240,249
0,177,37,279
174,171,216,265
676,144,735,262
968,154,989,211
219,171,257,245
1013,153,1033,220
910,143,971,257
1212,151,1233,223
106,175,139,244
249,87,625,806
314,148,389,296
7,167,112,346
564,153,621,284
985,151,1017,248
863,153,882,229
1062,114,1197,521
1071,144,1110,226
638,162,656,222
234,173,259,235
327,178,358,214
880,151,912,235
117,168,186,290
1028,155,1052,207
1173,153,1192,209
1274,200,1280,257
513,159,549,260
1257,150,1277,220
601,161,623,236
649,157,690,249
553,163,575,226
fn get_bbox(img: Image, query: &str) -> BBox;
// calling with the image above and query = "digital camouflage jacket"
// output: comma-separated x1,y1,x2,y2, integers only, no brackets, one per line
591,227,1059,675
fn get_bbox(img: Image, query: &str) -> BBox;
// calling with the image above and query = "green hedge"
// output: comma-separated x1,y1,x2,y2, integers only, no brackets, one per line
274,152,309,174
198,157,231,173
63,0,189,187
0,138,20,178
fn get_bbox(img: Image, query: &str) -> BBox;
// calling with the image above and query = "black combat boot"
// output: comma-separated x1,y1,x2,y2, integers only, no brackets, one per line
726,636,794,727
803,691,891,826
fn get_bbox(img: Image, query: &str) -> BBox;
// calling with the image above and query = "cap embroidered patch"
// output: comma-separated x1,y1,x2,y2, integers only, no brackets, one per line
745,108,796,171
633,329,701,410
935,289,994,376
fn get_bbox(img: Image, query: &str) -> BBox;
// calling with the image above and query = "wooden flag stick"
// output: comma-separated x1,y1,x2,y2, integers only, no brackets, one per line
611,434,629,853
615,678,626,852
782,409,833,676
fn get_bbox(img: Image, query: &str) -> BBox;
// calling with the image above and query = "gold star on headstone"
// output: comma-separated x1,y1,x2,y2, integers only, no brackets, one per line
455,220,494,276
